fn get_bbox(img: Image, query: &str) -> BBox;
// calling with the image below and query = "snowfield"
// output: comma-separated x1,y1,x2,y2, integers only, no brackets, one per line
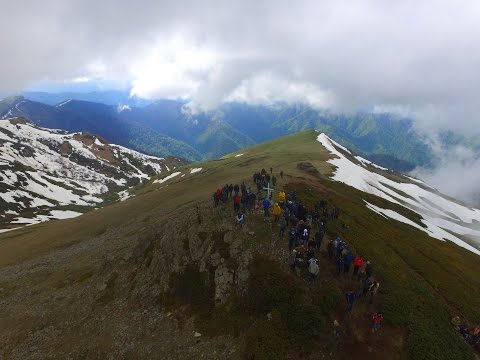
318,133,480,255
0,118,172,231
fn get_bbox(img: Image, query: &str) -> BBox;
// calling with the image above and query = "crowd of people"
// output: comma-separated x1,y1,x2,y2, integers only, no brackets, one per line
325,236,381,307
212,167,386,334
211,166,480,344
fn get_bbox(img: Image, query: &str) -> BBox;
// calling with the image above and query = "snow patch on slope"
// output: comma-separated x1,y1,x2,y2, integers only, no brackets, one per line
0,119,171,230
364,201,480,256
318,133,480,255
354,155,388,170
56,99,72,107
153,172,181,184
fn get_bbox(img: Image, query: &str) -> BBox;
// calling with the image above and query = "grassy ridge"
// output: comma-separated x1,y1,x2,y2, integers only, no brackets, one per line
1,130,478,359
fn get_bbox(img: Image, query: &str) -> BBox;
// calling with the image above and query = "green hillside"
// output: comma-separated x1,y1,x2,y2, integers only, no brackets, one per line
269,106,433,171
0,131,478,359
195,118,256,159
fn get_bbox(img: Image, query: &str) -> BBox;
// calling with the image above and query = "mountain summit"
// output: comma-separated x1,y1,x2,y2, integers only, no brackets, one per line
0,130,478,359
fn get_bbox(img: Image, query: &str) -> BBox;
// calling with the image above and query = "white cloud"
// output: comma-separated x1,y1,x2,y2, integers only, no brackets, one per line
71,76,90,83
411,139,480,204
226,71,336,109
129,35,218,99
1,0,480,135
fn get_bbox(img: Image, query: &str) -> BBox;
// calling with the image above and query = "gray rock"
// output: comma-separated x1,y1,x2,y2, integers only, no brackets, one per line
223,231,234,244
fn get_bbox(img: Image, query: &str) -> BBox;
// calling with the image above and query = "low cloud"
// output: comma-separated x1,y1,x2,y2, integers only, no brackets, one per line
2,0,480,135
411,141,480,205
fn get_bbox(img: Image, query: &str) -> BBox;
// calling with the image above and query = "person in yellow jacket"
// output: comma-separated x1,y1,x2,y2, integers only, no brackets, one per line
273,202,282,222
278,191,286,203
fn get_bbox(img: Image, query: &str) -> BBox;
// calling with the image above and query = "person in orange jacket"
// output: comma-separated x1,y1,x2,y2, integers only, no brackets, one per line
353,255,365,276
273,202,282,222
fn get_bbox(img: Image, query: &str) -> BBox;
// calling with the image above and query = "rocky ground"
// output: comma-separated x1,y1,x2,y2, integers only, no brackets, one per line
0,201,258,359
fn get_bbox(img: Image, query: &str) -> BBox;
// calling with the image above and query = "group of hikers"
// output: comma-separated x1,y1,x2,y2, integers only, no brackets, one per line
326,236,381,307
283,198,383,332
218,168,480,340
452,316,480,350
212,168,386,335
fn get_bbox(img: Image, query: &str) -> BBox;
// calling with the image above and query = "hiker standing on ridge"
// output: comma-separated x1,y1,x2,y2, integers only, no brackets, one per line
235,212,245,227
308,257,319,281
248,192,257,212
273,202,282,222
363,276,375,297
327,239,334,259
344,251,354,274
280,170,284,179
256,180,262,193
346,290,356,311
289,249,297,272
214,187,222,207
240,182,247,195
262,198,271,218
315,229,324,250
233,193,241,213
372,313,384,333
288,227,296,251
333,320,340,341
353,255,364,276
278,190,286,208
241,192,249,212
270,167,273,174
369,282,380,304
366,261,373,277
336,254,344,276
278,215,287,237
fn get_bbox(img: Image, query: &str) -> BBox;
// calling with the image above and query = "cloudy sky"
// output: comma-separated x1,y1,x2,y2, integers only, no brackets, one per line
2,0,480,199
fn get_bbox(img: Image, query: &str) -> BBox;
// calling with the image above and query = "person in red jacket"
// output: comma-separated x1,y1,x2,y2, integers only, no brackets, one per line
372,313,384,333
353,256,364,276
233,194,241,213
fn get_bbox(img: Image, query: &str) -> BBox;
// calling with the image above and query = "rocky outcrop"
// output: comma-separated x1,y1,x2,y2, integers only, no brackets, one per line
128,204,253,305
0,202,246,358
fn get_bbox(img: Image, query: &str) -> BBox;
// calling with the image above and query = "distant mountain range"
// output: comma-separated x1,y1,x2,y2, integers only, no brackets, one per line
22,90,154,107
0,117,183,230
2,92,480,175
0,96,202,161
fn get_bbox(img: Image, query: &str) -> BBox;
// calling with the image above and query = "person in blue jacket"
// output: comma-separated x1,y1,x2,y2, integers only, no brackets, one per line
344,251,354,274
262,198,271,217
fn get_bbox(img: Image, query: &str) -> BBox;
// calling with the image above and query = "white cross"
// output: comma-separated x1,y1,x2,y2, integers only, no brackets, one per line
263,182,275,198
